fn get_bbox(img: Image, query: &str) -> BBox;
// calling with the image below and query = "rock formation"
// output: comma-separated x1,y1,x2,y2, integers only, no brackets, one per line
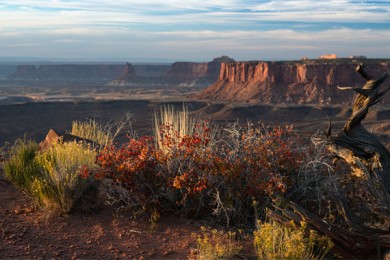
197,60,390,105
319,54,337,59
108,56,235,88
10,64,125,85
39,129,97,150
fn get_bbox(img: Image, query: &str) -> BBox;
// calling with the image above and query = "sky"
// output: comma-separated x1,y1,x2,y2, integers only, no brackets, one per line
0,0,390,62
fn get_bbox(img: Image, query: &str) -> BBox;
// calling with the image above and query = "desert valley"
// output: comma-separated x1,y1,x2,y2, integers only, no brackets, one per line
2,55,390,259
2,56,390,145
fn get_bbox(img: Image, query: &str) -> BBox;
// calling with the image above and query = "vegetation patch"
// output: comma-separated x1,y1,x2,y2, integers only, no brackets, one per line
5,139,98,215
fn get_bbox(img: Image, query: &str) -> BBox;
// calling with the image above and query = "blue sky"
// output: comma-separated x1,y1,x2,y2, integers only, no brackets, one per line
0,0,390,62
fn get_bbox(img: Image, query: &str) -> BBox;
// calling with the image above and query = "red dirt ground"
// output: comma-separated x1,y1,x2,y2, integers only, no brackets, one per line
0,164,256,259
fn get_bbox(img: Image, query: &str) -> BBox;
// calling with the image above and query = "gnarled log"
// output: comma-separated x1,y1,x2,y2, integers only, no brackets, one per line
329,65,390,212
268,65,390,258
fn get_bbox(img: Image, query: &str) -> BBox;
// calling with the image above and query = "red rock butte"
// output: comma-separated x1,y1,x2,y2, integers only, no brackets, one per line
196,59,390,105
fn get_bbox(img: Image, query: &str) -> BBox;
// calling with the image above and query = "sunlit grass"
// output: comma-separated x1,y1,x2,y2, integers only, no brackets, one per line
71,119,112,146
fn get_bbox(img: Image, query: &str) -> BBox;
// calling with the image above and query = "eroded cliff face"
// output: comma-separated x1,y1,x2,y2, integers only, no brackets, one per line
198,61,390,104
110,56,235,88
169,62,208,78
10,64,125,85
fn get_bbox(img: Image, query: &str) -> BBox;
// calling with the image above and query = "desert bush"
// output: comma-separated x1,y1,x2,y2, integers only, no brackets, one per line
33,141,98,213
291,132,341,221
210,122,303,224
4,139,40,196
192,226,242,260
254,219,333,259
71,112,135,147
94,136,161,206
71,119,112,146
292,131,383,228
5,139,98,214
93,115,305,225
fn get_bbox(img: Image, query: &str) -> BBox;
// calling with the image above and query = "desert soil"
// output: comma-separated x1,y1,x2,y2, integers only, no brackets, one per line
0,162,255,259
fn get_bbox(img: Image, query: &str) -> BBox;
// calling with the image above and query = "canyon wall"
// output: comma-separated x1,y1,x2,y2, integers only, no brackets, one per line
197,60,390,104
0,65,17,78
4,56,234,88
9,64,125,85
109,56,235,88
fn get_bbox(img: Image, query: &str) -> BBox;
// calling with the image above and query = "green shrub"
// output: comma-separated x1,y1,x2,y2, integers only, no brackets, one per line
5,139,98,214
254,219,333,260
4,140,40,196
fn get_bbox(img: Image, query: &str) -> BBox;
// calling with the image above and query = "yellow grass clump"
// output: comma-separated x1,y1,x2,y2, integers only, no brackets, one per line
254,219,333,259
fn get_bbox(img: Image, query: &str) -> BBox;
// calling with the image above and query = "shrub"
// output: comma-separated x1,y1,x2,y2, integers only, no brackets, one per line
90,104,306,224
93,136,164,212
93,120,304,225
254,219,333,259
4,139,40,197
5,139,98,214
192,226,242,260
33,141,98,213
71,113,135,147
71,119,112,146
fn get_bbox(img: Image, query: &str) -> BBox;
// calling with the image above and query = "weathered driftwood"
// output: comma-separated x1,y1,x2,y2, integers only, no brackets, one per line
268,65,390,258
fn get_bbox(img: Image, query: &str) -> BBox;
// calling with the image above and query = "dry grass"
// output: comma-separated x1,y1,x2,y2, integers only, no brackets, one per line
153,104,199,153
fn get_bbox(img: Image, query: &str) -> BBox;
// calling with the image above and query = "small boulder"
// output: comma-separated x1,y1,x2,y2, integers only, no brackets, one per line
39,129,98,150
39,129,60,150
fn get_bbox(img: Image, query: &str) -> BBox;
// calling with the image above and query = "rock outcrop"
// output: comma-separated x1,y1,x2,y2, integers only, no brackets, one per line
39,129,97,150
197,60,390,104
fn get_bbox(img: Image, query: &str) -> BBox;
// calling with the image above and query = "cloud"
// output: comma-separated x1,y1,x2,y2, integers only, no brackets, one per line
1,27,389,61
0,0,389,60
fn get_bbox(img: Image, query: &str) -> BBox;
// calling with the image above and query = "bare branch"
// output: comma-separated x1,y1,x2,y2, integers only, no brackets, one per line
355,63,373,81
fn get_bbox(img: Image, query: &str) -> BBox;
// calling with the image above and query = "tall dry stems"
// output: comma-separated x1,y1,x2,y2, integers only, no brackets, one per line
153,104,198,152
71,112,135,147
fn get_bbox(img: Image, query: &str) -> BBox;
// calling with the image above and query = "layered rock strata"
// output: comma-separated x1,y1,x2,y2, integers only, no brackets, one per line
9,64,125,85
109,56,235,88
197,60,390,104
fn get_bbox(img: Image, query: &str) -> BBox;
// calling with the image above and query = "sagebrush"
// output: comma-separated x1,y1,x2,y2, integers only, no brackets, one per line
5,139,98,214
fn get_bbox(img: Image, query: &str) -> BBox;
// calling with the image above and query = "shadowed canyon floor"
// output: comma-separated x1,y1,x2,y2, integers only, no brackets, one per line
2,97,390,146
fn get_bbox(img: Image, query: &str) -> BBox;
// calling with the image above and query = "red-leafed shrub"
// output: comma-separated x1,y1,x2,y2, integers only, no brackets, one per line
93,136,166,210
91,119,305,225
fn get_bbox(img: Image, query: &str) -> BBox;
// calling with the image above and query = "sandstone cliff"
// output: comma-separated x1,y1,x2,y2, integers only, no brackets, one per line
109,56,235,88
197,60,390,104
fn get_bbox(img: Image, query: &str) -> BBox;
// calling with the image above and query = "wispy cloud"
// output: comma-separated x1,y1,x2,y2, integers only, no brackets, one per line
0,0,389,60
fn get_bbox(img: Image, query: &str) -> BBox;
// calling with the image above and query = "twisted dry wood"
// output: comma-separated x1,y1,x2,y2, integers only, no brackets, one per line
268,65,390,258
329,64,390,211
